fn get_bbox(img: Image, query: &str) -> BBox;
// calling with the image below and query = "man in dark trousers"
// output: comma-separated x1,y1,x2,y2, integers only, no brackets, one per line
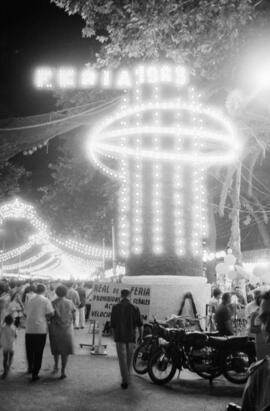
24,284,54,381
111,288,142,389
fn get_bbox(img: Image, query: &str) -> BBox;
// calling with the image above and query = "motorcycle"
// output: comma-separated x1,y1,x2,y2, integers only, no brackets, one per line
133,314,207,375
133,319,169,374
148,327,256,385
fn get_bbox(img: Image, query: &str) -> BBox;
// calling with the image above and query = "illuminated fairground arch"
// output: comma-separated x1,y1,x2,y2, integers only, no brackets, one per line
0,198,112,278
34,62,241,275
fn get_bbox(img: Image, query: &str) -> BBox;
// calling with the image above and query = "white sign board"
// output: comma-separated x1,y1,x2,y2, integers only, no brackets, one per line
90,282,151,322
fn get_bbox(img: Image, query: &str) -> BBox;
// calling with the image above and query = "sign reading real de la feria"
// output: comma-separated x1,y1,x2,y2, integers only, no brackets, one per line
90,282,151,322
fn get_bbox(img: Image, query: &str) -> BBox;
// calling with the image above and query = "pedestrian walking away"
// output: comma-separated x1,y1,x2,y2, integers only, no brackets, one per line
110,288,142,390
24,283,54,381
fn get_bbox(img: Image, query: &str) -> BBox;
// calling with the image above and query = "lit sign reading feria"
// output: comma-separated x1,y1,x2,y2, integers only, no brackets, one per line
90,282,151,322
34,64,189,89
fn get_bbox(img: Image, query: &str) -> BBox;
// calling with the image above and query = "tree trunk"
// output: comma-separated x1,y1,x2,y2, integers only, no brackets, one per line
228,163,242,263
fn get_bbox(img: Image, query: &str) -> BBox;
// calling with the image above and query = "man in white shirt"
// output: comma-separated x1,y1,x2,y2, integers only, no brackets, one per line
25,283,54,381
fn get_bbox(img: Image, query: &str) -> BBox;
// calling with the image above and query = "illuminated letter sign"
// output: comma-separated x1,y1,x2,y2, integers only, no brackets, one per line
33,63,189,89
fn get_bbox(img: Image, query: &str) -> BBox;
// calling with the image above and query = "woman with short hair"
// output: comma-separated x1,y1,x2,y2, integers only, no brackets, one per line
49,285,76,379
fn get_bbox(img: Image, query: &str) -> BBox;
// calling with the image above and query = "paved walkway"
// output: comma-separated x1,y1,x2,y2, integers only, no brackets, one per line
0,326,243,411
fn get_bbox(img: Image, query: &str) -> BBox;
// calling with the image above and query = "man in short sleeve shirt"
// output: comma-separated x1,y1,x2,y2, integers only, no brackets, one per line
111,288,142,389
25,283,54,381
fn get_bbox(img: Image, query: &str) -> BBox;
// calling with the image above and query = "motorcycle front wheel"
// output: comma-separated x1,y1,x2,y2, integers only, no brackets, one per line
133,340,153,374
223,350,254,384
148,349,177,385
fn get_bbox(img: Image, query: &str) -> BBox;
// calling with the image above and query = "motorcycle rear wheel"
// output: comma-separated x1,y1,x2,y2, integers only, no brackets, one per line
223,350,255,384
133,341,152,374
148,349,177,385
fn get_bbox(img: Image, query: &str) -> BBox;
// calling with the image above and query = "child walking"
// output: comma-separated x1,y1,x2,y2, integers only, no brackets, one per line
0,314,17,378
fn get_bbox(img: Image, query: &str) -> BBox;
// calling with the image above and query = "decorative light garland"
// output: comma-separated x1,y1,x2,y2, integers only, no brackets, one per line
174,96,185,256
152,84,163,254
0,199,113,267
3,251,48,271
131,81,143,255
118,91,131,258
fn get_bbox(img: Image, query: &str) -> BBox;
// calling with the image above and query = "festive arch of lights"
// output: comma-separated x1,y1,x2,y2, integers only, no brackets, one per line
0,198,112,276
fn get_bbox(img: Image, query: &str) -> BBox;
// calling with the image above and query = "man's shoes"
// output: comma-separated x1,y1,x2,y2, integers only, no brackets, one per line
1,371,7,379
121,382,128,389
31,375,40,382
59,374,67,379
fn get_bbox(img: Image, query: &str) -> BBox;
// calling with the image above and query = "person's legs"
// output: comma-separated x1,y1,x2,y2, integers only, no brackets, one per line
60,354,68,378
116,342,129,387
25,333,34,373
7,350,14,370
85,304,91,321
74,309,79,329
126,343,135,375
2,351,8,378
32,334,47,380
53,354,59,373
79,307,85,328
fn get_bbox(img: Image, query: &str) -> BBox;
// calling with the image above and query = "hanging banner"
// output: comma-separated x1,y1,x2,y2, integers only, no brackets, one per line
90,282,151,322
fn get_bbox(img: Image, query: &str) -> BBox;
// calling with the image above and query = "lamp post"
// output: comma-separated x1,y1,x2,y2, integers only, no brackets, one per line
0,228,5,277
111,219,117,277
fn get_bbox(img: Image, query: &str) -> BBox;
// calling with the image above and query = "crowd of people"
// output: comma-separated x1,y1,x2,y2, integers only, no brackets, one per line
207,284,270,361
0,279,93,381
2,275,270,408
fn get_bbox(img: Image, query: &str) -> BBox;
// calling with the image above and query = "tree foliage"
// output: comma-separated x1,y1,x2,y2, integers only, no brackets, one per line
52,0,255,82
39,133,118,244
0,161,30,202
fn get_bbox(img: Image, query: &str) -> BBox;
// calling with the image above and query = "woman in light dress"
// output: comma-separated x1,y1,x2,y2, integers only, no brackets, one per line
49,285,75,379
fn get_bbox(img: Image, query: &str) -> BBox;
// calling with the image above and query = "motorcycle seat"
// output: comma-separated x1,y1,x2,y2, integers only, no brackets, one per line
208,335,249,350
208,336,229,349
185,331,208,348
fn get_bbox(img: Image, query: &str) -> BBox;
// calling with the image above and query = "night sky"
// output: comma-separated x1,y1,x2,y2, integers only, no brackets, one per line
0,0,93,118
0,0,96,191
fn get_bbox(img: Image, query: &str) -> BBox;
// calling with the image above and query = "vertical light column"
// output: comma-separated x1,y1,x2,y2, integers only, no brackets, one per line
118,90,130,258
189,88,208,257
152,84,163,254
198,105,208,245
131,82,143,254
174,96,186,256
